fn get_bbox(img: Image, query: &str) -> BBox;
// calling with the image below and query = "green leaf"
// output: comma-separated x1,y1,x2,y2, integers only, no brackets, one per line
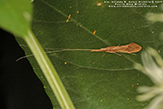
0,0,75,108
0,0,32,36
23,30,75,109
16,0,163,108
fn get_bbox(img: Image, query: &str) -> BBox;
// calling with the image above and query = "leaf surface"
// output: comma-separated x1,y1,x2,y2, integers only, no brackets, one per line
0,0,32,36
16,0,163,108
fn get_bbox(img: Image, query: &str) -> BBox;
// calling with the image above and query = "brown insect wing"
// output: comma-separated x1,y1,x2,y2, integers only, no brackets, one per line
126,43,142,53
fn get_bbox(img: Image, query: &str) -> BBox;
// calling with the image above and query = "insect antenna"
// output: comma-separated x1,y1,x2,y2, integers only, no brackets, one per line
16,48,92,62
16,54,34,62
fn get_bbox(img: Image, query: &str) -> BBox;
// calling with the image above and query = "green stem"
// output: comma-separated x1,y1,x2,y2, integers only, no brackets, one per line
23,29,75,109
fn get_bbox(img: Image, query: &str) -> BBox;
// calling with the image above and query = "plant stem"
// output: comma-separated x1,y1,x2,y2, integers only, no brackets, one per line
23,29,75,109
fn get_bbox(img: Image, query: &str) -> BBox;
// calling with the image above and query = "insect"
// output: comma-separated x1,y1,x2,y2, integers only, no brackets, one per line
91,43,142,53
96,1,103,6
16,43,141,61
132,85,137,88
66,14,71,22
68,14,71,19
93,30,96,35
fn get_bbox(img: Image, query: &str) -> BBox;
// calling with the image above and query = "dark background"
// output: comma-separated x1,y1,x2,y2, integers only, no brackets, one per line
0,29,52,109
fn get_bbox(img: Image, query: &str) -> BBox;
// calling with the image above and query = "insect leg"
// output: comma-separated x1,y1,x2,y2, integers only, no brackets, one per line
102,52,106,57
130,53,136,55
114,53,121,56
